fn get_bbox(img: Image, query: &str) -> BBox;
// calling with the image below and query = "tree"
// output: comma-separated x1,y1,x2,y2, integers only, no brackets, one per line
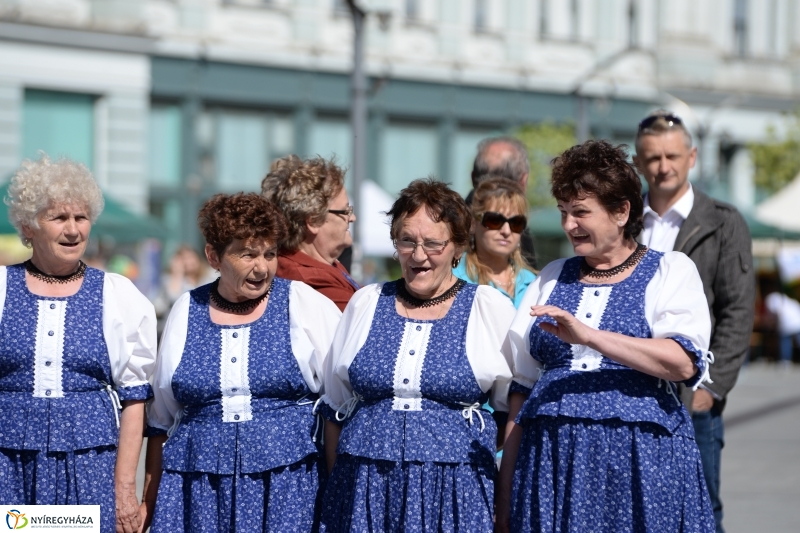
515,122,577,207
749,110,800,194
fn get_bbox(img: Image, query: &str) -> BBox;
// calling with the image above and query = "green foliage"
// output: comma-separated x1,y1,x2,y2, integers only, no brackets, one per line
749,110,800,194
514,122,577,207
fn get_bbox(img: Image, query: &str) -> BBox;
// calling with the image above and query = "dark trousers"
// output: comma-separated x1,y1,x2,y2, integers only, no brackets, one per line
693,408,725,533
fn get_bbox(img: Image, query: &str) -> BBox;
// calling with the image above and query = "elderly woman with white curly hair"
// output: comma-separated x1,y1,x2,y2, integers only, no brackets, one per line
0,155,157,533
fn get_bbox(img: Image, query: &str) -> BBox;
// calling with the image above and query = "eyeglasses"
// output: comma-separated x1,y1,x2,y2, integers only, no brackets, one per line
328,205,354,217
638,113,683,131
393,239,450,255
478,212,527,233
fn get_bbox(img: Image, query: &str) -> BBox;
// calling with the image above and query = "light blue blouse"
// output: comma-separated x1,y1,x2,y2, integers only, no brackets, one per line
452,256,536,309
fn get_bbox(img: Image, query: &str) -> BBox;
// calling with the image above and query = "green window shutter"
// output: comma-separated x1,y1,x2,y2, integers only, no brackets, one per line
23,89,95,169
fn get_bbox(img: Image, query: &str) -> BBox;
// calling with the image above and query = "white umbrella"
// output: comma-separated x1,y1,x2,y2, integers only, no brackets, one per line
357,180,395,257
755,172,800,232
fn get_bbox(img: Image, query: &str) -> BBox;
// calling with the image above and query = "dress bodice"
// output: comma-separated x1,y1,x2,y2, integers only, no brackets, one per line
518,250,697,437
162,277,321,475
0,264,119,451
336,281,496,467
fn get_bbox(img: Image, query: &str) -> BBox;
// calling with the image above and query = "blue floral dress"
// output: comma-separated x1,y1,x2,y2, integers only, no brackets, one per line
147,277,341,533
0,264,156,533
506,250,716,532
319,281,516,533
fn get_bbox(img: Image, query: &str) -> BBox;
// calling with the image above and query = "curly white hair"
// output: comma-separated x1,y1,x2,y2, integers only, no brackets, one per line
5,154,105,246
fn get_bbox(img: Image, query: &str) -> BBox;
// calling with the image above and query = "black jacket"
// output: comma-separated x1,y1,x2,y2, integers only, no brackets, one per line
668,190,755,411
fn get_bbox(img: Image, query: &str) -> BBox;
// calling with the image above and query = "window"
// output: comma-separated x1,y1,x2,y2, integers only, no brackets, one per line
380,124,438,196
570,0,580,41
309,118,353,190
148,104,182,187
23,89,94,168
406,0,420,21
733,0,748,57
539,0,549,38
474,0,488,32
628,0,639,48
214,111,293,193
449,129,503,197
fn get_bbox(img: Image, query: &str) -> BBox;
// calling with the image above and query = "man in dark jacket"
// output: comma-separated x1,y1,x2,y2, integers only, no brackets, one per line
634,111,755,533
466,137,537,268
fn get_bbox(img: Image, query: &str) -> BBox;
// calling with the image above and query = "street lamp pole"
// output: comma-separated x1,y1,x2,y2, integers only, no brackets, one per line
346,0,367,281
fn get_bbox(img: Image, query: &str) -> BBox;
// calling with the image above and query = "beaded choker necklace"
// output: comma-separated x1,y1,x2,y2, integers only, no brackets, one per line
580,244,647,279
209,278,272,313
24,259,86,284
397,278,466,308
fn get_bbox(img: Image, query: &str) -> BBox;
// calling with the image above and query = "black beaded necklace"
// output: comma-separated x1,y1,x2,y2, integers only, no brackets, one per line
24,259,86,284
580,243,647,279
209,278,273,313
397,278,466,308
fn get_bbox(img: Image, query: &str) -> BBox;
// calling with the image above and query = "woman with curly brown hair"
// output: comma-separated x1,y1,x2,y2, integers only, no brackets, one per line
140,193,342,533
495,140,715,532
261,156,358,311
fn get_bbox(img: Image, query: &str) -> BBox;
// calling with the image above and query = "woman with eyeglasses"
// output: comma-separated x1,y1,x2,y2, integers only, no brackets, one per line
261,155,358,311
453,178,536,309
318,179,516,532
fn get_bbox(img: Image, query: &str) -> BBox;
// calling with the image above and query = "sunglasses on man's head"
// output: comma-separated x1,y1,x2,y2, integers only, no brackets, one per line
478,212,527,233
638,113,683,130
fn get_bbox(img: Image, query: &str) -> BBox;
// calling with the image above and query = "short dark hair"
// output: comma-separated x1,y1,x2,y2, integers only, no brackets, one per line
198,193,288,257
550,140,644,240
471,137,530,187
386,178,471,248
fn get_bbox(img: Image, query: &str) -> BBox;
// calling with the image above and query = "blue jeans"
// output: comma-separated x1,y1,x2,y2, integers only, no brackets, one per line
779,333,800,362
693,408,725,533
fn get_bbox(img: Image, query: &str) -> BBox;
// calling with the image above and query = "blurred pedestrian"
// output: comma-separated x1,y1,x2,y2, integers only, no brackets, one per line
454,177,536,308
467,136,537,268
764,291,800,369
141,193,341,532
634,111,755,533
496,140,714,532
261,155,358,311
0,155,157,533
319,179,515,532
153,245,213,333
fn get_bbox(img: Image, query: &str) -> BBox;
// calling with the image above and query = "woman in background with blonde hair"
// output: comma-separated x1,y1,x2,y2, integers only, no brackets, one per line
453,177,536,308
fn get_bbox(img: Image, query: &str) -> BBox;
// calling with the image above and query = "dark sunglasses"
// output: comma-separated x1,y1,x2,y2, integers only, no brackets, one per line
479,212,527,233
638,113,683,130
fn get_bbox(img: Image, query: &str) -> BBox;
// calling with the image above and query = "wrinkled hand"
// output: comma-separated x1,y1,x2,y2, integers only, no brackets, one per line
531,305,593,346
115,484,141,533
692,388,714,412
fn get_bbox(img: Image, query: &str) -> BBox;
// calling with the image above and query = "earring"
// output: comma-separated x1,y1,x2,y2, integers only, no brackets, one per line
452,256,461,268
392,251,399,261
618,220,625,226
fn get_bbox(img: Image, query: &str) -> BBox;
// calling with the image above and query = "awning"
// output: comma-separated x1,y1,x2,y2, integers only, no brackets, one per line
755,173,800,234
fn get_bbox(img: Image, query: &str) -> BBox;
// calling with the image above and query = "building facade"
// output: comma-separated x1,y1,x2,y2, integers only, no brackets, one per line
0,0,798,250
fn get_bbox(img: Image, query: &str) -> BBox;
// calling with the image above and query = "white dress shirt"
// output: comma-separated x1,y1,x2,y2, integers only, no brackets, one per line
640,185,695,252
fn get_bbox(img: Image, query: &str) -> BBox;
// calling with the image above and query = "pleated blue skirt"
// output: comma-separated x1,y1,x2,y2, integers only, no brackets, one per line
319,454,494,533
511,416,715,533
151,455,323,533
0,445,117,533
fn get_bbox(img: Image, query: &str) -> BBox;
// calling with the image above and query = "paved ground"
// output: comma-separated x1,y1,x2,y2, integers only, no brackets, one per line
136,362,800,531
720,361,800,533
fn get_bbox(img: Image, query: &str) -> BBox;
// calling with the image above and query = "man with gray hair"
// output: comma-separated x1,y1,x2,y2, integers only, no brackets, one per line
467,136,536,267
633,110,754,533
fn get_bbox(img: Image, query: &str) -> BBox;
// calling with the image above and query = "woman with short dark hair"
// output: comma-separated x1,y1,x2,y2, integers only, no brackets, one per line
496,141,715,532
141,193,341,533
319,178,515,532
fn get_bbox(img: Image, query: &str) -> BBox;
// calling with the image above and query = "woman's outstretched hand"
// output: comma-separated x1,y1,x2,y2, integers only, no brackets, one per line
530,305,592,346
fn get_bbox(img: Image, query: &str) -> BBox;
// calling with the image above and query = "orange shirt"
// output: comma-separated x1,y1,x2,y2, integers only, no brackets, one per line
276,250,358,312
